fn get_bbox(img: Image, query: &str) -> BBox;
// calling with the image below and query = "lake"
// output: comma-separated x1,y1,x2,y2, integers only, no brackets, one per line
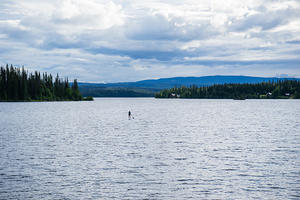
0,98,300,199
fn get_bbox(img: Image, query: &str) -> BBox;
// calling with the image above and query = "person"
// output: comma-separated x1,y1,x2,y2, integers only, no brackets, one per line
128,110,131,119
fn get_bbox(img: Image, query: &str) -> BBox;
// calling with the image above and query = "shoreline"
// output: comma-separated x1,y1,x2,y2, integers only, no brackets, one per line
0,97,94,102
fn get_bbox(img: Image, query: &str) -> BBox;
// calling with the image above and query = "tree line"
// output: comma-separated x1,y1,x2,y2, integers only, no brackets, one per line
0,64,83,101
155,80,300,99
79,86,156,97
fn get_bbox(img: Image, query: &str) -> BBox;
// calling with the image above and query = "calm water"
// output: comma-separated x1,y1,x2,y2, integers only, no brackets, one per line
0,98,300,199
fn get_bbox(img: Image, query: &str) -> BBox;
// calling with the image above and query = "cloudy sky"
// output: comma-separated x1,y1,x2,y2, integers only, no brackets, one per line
0,0,299,82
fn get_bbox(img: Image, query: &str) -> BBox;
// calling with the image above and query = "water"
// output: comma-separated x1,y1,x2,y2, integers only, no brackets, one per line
0,98,300,199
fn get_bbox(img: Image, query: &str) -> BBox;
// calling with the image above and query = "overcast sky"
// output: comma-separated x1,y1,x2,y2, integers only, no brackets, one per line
0,0,299,82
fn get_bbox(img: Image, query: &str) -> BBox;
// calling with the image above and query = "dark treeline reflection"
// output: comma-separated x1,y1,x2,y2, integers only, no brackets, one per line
0,64,82,101
155,80,300,99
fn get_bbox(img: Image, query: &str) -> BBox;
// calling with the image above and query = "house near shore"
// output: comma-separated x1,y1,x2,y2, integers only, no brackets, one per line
171,93,180,98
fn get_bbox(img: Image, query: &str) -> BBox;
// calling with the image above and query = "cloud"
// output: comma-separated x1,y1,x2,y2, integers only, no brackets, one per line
125,13,217,42
229,7,300,32
286,40,300,45
87,46,183,61
0,0,300,82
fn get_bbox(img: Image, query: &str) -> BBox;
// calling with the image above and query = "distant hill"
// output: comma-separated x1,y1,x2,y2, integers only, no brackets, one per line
79,75,300,97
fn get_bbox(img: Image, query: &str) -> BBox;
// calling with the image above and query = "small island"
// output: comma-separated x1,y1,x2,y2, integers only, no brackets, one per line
0,65,93,102
155,80,300,99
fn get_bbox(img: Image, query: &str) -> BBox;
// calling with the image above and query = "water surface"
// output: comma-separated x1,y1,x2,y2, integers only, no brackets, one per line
0,98,300,199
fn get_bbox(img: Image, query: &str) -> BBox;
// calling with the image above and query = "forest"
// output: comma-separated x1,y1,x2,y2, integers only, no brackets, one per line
0,65,88,101
79,85,157,97
155,80,300,99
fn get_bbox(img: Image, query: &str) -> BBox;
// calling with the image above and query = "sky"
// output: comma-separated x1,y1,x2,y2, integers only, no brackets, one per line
0,0,300,82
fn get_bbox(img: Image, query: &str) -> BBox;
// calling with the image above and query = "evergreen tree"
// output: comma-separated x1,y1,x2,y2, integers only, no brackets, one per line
155,80,300,99
72,79,82,101
0,65,86,101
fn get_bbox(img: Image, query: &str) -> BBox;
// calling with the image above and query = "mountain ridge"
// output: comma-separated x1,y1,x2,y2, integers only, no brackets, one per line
79,75,300,88
78,75,300,97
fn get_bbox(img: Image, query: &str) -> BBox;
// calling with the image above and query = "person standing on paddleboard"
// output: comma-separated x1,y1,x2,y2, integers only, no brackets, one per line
128,110,131,119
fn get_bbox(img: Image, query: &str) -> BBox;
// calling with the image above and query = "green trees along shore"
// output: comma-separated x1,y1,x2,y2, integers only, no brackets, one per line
0,65,92,101
2,64,300,100
155,80,300,99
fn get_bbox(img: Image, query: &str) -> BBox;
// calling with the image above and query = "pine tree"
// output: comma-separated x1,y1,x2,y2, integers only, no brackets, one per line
0,65,86,101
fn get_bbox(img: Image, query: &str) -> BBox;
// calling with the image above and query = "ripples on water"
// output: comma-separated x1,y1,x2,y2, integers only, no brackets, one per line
0,99,300,199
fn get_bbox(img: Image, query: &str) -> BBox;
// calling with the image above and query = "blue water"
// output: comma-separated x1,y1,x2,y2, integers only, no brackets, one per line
0,98,300,199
